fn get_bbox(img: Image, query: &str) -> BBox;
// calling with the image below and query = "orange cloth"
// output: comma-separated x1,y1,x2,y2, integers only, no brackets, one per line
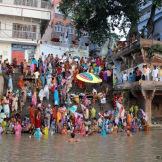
127,114,132,126
57,111,62,123
18,79,24,89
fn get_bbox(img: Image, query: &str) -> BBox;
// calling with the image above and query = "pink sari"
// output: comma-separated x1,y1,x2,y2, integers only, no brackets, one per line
14,123,22,136
32,94,37,106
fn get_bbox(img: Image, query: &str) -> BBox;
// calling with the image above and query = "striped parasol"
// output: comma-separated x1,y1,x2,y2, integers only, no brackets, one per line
76,72,102,83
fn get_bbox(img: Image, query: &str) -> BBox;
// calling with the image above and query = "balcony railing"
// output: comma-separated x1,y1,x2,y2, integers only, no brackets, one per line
0,0,51,9
12,30,36,40
14,0,38,7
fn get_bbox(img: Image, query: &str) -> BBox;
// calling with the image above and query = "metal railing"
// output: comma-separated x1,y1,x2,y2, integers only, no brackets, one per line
12,30,36,40
0,0,51,9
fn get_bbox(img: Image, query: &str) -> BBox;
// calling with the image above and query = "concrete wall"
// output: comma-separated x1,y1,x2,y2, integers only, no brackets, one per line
0,43,12,63
0,2,51,20
39,43,89,59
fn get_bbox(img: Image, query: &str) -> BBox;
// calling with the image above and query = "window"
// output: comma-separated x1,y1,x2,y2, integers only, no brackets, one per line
12,23,37,39
54,23,64,33
66,25,74,34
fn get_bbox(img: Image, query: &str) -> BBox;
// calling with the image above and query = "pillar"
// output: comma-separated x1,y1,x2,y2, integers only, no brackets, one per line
144,98,152,125
141,89,156,125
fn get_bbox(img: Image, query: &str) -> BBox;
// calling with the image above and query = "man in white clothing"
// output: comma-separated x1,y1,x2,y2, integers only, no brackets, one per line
152,66,159,81
38,88,44,102
122,72,128,83
44,85,49,100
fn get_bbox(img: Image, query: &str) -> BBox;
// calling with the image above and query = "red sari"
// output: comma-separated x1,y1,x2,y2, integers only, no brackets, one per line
35,111,41,128
29,106,35,126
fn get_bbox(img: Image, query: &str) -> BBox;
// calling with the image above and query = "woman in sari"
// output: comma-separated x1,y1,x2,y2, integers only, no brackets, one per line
35,110,41,128
8,75,13,91
28,104,35,127
17,76,24,89
14,121,22,136
32,90,37,107
53,87,60,106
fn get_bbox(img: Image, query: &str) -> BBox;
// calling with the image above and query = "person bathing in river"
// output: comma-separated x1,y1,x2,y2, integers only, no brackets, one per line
14,121,22,136
68,132,80,143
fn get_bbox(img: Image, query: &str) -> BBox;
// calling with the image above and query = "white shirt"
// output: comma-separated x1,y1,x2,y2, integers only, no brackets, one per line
34,71,40,79
44,85,49,93
92,88,97,94
38,89,44,99
122,73,128,81
152,68,159,78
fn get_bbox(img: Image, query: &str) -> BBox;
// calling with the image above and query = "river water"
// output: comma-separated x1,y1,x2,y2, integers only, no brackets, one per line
0,130,162,162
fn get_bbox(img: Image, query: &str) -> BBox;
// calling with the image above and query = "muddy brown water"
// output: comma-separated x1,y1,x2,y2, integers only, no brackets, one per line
0,130,162,162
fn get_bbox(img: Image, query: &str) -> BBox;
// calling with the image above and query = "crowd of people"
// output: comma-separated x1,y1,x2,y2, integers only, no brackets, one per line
120,65,162,84
0,53,149,140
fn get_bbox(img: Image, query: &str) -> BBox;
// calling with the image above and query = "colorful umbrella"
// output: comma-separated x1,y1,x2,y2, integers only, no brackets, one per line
76,72,102,83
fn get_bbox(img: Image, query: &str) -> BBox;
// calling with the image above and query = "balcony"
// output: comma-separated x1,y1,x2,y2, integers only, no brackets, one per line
0,0,51,9
12,30,37,40
114,80,162,91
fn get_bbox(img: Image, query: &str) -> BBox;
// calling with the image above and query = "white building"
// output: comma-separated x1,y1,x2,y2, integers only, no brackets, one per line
138,1,162,40
0,0,51,64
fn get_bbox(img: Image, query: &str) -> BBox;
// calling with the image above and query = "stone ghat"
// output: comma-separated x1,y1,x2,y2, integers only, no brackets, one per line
114,81,162,91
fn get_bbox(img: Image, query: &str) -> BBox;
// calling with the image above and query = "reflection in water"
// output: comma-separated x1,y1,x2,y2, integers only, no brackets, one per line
0,131,162,162
0,135,2,144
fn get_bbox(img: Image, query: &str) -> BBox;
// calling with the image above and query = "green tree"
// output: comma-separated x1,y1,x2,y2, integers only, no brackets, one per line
146,0,162,39
59,0,162,44
59,0,143,44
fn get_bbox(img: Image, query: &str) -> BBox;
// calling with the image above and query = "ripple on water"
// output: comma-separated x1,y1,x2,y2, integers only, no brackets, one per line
0,131,162,162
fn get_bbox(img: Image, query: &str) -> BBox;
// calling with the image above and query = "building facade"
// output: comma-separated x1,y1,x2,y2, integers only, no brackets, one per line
138,1,162,40
0,0,51,64
41,0,89,58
